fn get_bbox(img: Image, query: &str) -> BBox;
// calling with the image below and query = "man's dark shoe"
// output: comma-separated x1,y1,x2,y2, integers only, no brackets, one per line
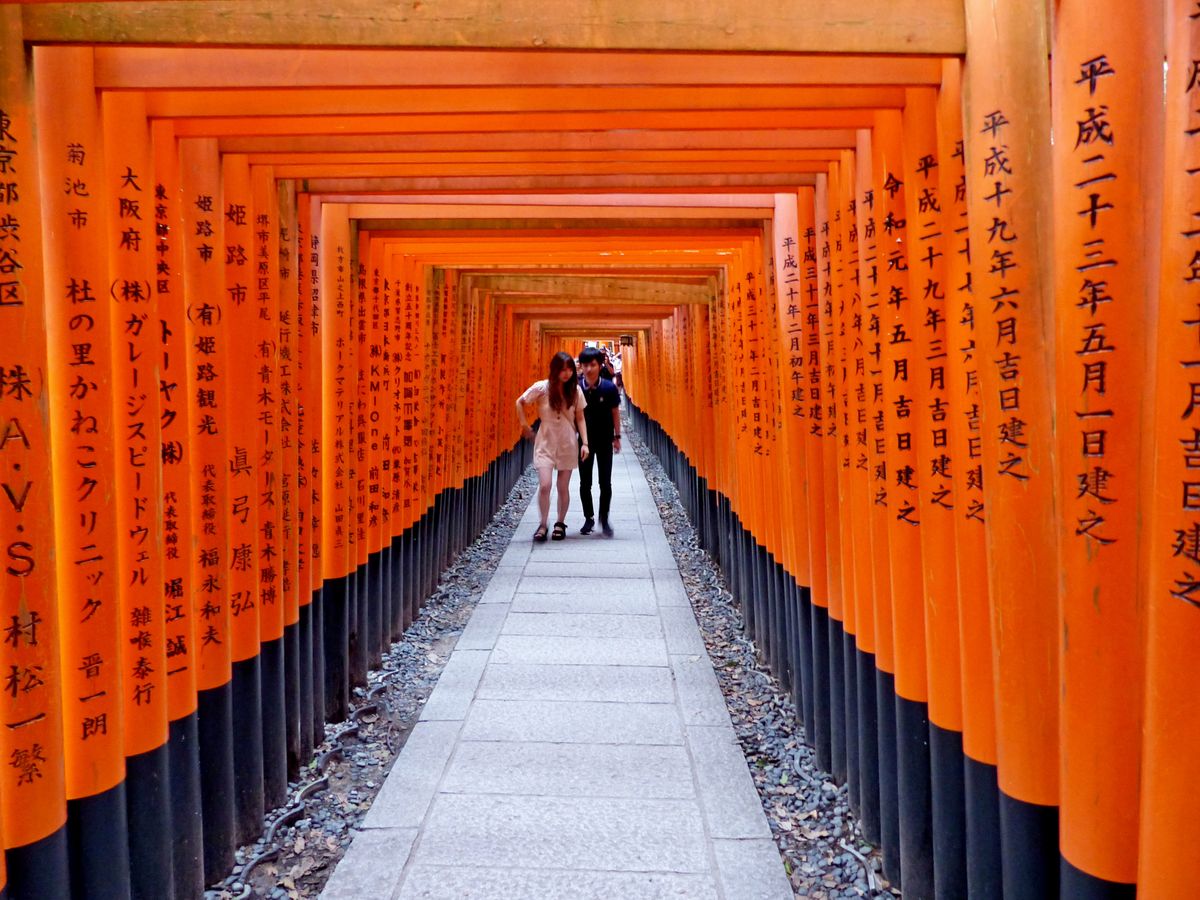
580,518,595,535
601,520,614,538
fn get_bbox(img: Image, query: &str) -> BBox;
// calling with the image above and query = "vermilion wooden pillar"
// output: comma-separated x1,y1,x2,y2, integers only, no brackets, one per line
874,106,933,899
178,135,235,883
1139,2,1200,897
937,58,1002,900
101,88,172,900
1051,1,1162,895
0,12,69,899
962,1,1061,895
902,85,967,900
150,116,205,900
35,45,132,900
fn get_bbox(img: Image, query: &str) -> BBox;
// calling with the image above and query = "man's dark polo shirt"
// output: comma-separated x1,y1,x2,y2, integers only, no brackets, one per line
580,376,620,445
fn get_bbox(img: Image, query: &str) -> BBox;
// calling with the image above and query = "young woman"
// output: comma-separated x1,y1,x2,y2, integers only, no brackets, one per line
516,351,590,542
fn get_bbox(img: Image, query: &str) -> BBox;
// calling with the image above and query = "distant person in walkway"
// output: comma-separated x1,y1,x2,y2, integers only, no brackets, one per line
612,349,624,393
599,348,614,381
576,346,622,537
516,351,590,542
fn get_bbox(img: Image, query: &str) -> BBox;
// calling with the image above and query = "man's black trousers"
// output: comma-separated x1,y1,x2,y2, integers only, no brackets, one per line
578,443,613,523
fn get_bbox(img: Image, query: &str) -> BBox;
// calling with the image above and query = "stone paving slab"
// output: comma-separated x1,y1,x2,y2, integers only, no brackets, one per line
323,451,791,900
453,603,509,650
415,794,711,872
510,590,658,616
476,662,675,703
523,560,652,579
322,827,418,900
397,866,719,900
654,569,692,607
532,544,650,563
478,565,523,604
417,649,490,721
712,839,798,900
687,725,776,840
460,698,683,745
502,610,663,639
441,741,696,799
672,653,736,726
514,574,657,599
489,632,668,667
358,721,462,830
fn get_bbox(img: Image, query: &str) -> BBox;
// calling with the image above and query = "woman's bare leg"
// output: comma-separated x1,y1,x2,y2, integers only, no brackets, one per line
536,466,553,528
556,469,572,524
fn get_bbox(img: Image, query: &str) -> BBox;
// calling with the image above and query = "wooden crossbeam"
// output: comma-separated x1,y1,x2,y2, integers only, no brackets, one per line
93,47,945,89
170,109,875,137
142,85,906,118
218,130,860,154
26,1,965,55
473,275,712,303
301,174,818,192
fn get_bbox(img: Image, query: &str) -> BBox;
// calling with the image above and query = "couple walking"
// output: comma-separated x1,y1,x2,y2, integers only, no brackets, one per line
515,348,622,542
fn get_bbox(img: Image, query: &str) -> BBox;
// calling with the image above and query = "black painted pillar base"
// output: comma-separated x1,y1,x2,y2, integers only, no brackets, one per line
126,741,172,900
67,781,131,900
876,669,901,886
999,792,1059,900
323,575,349,723
810,603,832,772
260,636,289,810
231,654,265,845
6,824,70,900
843,629,859,811
896,694,934,899
930,722,967,900
168,712,204,900
1060,856,1136,900
828,615,847,784
856,649,882,844
283,620,303,780
197,681,235,883
964,756,1003,900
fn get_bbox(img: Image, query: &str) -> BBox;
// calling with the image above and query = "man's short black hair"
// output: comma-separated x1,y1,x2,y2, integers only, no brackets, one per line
579,347,605,366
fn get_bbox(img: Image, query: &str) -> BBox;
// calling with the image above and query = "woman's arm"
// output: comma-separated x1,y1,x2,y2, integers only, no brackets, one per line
575,395,590,460
516,386,535,439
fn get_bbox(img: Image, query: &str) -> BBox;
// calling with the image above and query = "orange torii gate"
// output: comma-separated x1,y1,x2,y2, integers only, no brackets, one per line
0,3,1194,899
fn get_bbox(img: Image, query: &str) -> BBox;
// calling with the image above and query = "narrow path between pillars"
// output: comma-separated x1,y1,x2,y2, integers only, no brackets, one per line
320,447,793,900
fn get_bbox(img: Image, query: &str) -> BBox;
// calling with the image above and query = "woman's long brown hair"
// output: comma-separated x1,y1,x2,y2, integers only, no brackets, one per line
546,351,579,413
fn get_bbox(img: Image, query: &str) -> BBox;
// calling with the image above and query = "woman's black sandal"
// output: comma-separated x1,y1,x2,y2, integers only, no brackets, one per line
551,521,567,541
533,524,549,543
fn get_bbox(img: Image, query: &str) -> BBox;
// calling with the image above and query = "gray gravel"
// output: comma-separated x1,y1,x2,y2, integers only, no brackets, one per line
207,468,538,900
627,420,896,900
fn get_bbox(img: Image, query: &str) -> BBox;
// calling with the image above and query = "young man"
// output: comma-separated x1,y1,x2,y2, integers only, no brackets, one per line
576,346,622,536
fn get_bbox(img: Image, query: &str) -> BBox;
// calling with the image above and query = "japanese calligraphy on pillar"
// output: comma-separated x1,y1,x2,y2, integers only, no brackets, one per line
942,122,984,527
276,180,298,624
1059,53,1131,551
253,168,281,643
103,94,166,751
150,121,195,717
875,112,921,532
36,47,124,799
903,91,955,525
179,138,230,689
0,27,66,846
223,157,259,661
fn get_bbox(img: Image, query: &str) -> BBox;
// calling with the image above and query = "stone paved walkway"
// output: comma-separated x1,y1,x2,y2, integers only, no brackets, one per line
321,448,793,899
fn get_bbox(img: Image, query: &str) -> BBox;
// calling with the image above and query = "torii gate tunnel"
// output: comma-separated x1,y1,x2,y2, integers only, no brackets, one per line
0,2,1194,898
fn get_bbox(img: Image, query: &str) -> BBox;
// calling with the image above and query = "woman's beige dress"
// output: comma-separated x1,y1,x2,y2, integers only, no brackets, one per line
520,379,587,470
